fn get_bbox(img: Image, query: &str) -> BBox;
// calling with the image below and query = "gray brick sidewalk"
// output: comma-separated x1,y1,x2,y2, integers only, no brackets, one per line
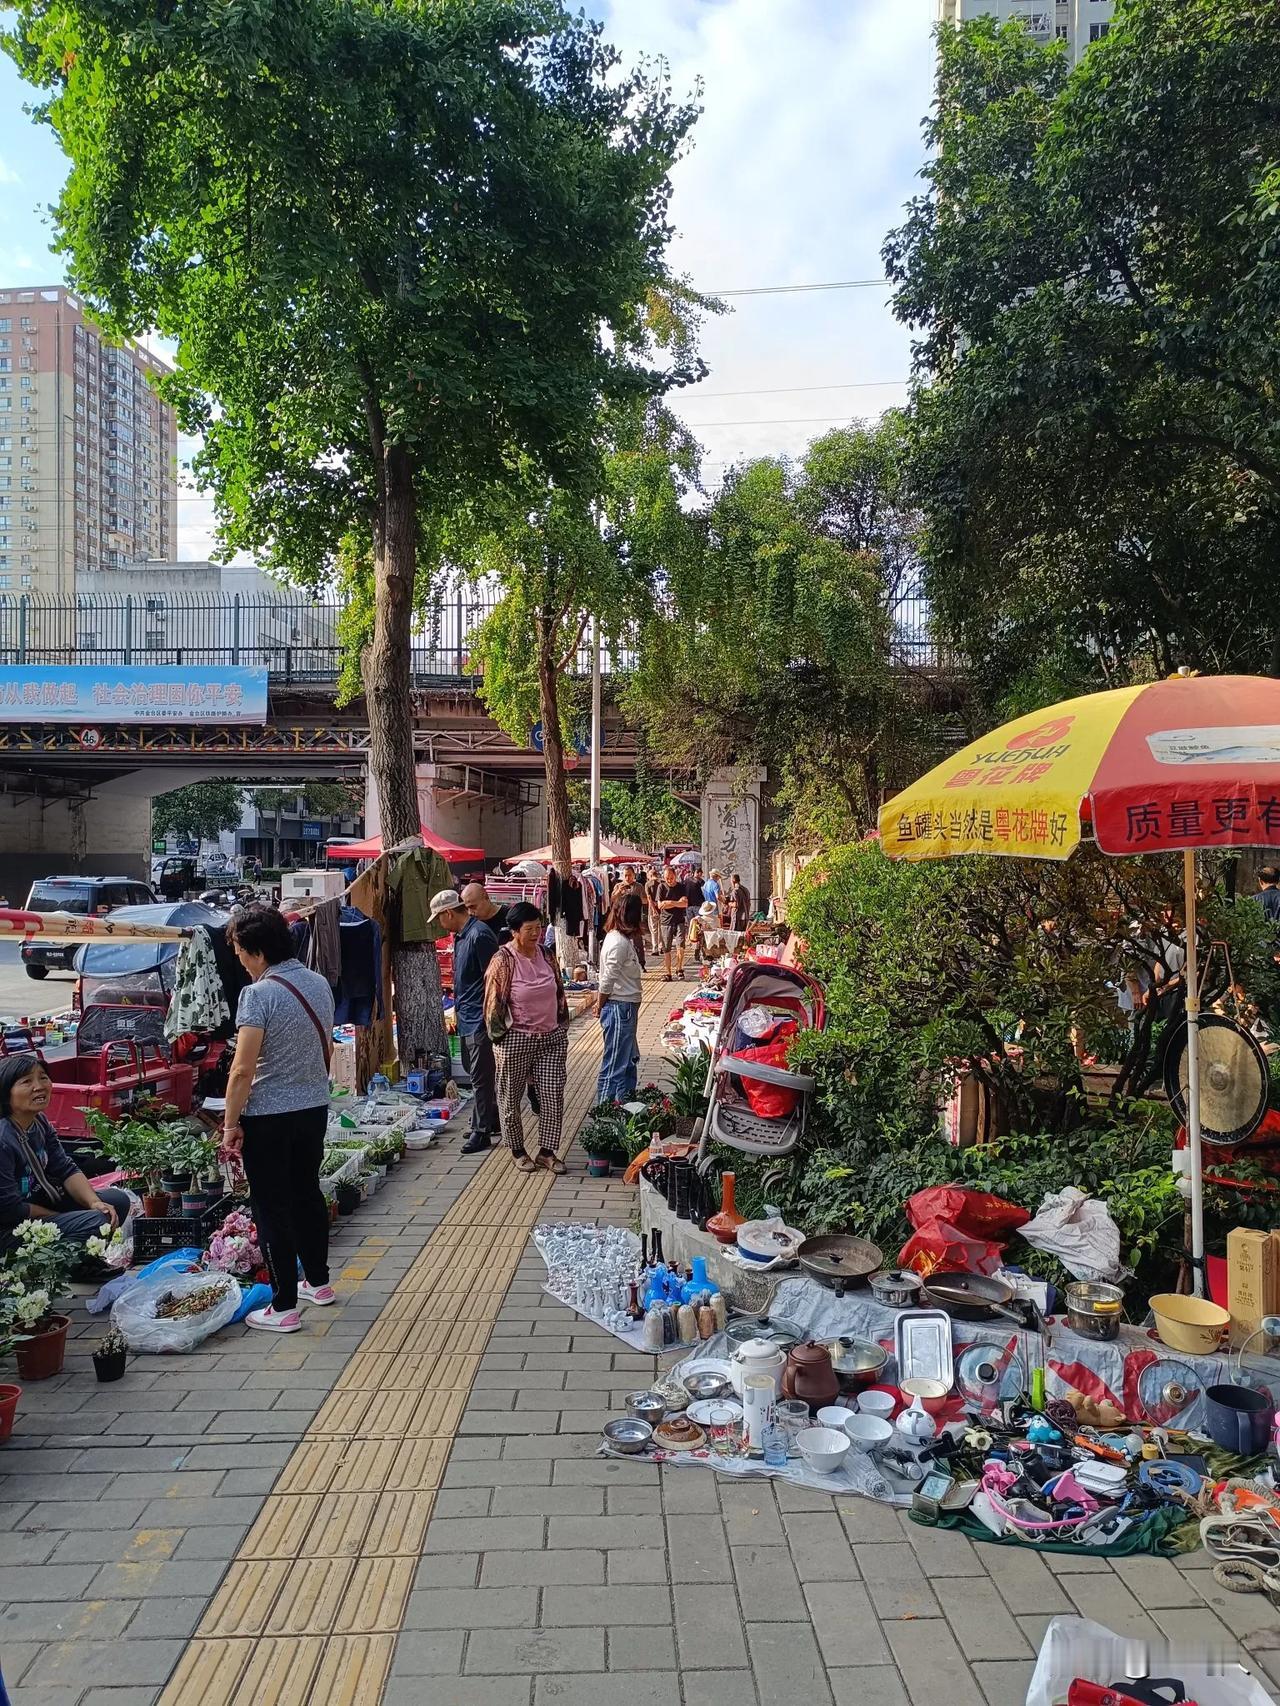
1,972,1277,1704
0,1139,487,1703
386,1165,1280,1706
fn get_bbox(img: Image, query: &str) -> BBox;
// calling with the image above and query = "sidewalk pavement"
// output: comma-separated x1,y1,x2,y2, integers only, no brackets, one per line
0,971,1274,1705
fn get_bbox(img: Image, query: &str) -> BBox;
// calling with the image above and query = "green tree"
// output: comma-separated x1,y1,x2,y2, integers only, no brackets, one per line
628,416,939,845
466,401,703,874
250,783,361,820
6,0,698,1057
152,782,245,846
884,2,1280,710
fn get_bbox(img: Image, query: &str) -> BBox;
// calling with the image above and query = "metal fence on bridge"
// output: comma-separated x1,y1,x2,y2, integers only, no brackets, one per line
0,586,951,684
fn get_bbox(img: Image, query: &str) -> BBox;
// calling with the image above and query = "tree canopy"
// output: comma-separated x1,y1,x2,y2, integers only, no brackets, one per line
151,782,244,846
884,0,1280,709
6,0,700,1055
627,415,945,845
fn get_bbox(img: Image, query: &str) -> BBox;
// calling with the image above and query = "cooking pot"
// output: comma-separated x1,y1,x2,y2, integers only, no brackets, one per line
729,1337,786,1400
1203,1383,1272,1456
780,1340,840,1410
825,1336,889,1396
869,1269,923,1308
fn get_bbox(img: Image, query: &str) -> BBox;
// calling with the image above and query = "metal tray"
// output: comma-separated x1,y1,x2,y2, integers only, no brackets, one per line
893,1308,954,1391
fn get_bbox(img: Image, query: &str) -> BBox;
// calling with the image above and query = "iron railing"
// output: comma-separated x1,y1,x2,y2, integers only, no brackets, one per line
0,584,953,686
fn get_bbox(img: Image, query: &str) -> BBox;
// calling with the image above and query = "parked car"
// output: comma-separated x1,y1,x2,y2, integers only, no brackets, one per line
72,900,228,1011
20,876,157,979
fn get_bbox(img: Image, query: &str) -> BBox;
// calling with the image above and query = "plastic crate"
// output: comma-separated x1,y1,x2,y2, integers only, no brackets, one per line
131,1193,245,1266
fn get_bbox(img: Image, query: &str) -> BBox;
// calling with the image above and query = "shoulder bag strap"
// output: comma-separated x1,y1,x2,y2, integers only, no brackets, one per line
263,973,333,1068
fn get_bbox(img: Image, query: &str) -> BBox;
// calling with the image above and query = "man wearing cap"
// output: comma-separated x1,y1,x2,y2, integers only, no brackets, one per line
430,890,499,1155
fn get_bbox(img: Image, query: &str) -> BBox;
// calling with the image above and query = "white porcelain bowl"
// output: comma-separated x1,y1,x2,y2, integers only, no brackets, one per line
843,1414,893,1453
796,1425,852,1475
857,1390,895,1419
816,1405,858,1432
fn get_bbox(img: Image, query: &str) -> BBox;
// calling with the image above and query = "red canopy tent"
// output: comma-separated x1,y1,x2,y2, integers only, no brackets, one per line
325,825,485,864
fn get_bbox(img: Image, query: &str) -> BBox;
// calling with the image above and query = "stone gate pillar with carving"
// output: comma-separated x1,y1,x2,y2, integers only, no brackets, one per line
701,766,766,905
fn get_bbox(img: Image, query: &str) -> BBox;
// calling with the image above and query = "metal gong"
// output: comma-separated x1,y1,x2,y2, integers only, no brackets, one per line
1165,1015,1269,1146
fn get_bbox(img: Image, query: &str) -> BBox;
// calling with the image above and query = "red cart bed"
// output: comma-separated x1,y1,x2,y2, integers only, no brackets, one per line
45,1040,195,1139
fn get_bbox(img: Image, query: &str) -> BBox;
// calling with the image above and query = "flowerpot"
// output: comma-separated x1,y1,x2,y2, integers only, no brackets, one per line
180,1191,207,1218
328,1198,339,1226
15,1315,70,1382
142,1193,171,1218
93,1349,127,1384
706,1171,745,1246
0,1383,20,1441
161,1173,190,1193
586,1156,611,1179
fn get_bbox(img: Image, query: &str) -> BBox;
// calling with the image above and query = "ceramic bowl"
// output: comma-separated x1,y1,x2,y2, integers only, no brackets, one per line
603,1417,653,1454
899,1376,949,1416
843,1413,893,1453
857,1389,896,1420
816,1405,858,1432
796,1425,852,1475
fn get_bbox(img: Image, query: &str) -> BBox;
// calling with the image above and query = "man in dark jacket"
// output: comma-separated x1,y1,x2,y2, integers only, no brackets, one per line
431,890,499,1154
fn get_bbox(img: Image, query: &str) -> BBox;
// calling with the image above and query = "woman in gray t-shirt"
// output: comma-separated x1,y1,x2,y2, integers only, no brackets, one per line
223,906,337,1334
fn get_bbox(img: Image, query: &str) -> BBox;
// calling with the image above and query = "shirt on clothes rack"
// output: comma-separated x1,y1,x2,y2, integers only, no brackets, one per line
387,847,454,946
305,897,343,986
334,905,384,1026
163,928,232,1039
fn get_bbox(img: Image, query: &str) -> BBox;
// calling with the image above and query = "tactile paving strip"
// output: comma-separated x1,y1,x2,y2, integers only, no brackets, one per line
159,1144,556,1704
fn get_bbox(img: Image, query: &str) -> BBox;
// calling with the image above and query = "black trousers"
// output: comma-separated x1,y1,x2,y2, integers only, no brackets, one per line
461,1030,499,1139
241,1105,329,1312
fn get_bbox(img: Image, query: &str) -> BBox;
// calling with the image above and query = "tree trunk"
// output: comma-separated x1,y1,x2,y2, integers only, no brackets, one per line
536,616,573,879
363,441,446,1067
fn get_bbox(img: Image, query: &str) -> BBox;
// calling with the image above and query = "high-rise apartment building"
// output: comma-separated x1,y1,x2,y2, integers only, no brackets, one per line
0,284,178,596
937,0,1115,64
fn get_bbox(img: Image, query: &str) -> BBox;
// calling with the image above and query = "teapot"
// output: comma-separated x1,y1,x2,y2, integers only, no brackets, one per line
779,1340,840,1410
730,1336,786,1399
894,1393,937,1445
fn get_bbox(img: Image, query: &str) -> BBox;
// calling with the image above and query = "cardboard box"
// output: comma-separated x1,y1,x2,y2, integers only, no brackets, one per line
1227,1226,1280,1347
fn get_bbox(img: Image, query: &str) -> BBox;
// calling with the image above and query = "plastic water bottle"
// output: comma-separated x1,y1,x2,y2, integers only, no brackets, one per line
363,1073,391,1122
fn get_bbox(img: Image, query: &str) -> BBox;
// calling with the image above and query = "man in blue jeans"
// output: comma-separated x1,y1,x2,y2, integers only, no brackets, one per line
431,890,499,1154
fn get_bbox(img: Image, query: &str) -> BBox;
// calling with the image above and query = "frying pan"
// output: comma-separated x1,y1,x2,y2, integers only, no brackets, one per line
921,1271,1040,1331
796,1235,883,1298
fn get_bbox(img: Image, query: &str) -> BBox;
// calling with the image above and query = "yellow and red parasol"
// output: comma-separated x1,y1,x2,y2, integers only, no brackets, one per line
878,674,1280,1294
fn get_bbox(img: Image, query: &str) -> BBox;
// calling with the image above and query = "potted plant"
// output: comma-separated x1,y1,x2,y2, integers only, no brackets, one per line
578,1103,630,1179
0,1221,82,1381
335,1179,361,1216
668,1049,711,1136
205,1208,262,1278
176,1134,220,1216
92,1327,128,1384
82,1111,170,1216
0,1310,23,1439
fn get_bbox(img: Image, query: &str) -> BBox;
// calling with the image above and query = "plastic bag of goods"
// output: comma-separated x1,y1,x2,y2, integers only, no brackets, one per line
111,1270,242,1354
1027,1616,1268,1706
731,1037,801,1118
905,1186,1029,1239
898,1218,1003,1278
1018,1186,1124,1283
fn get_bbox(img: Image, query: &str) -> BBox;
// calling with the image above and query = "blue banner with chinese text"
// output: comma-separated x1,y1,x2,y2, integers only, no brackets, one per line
0,665,269,724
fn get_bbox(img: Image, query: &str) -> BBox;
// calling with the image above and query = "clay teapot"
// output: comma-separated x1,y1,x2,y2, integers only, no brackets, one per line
780,1340,839,1410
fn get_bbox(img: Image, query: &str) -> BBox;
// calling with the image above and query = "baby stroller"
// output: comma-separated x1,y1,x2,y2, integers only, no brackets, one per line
695,961,825,1163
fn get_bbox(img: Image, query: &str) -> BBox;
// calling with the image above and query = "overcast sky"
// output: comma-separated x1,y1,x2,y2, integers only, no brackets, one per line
0,0,936,559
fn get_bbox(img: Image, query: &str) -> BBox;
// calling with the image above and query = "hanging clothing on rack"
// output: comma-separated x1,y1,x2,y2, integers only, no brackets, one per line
334,906,384,1026
163,929,231,1039
387,847,453,946
305,898,343,987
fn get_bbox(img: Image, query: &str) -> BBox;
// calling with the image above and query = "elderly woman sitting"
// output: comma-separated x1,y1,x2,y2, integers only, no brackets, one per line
0,1055,131,1252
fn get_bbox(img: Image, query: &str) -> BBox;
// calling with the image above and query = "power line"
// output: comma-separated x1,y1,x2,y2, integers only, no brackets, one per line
679,378,907,400
708,278,889,297
666,413,874,428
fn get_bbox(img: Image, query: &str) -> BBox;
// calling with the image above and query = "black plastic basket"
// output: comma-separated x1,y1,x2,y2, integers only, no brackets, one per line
131,1194,246,1265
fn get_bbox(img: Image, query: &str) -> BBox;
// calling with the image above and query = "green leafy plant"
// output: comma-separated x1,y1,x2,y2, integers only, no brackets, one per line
0,1221,83,1310
81,1111,175,1197
578,1103,631,1165
667,1049,711,1121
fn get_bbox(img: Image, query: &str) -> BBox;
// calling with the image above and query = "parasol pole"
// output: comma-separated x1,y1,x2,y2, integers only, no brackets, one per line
1183,847,1206,1297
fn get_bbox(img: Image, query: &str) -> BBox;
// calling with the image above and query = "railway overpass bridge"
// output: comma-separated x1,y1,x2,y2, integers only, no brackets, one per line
0,588,961,887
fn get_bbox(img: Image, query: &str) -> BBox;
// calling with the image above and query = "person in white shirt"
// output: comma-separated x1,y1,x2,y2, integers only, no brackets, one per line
592,892,645,1104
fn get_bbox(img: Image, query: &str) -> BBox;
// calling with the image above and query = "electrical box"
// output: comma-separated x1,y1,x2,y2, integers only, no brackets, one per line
279,869,345,904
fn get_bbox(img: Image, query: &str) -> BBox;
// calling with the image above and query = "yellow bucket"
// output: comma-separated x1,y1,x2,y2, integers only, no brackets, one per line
1148,1292,1229,1355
